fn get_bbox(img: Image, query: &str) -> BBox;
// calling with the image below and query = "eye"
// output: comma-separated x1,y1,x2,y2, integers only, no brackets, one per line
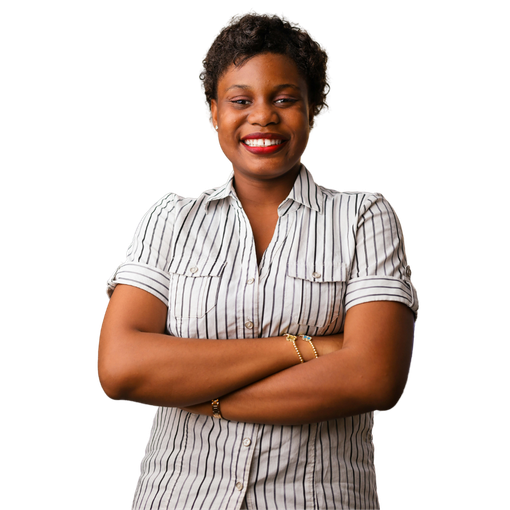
275,97,298,105
230,99,251,106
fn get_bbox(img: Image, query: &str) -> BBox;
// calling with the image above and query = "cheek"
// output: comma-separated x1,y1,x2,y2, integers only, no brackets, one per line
289,129,310,158
218,117,244,149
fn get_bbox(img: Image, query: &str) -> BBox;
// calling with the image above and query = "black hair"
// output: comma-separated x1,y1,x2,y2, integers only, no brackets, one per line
200,13,329,126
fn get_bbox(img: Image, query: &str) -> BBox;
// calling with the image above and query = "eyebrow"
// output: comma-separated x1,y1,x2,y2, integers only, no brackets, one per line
225,83,302,92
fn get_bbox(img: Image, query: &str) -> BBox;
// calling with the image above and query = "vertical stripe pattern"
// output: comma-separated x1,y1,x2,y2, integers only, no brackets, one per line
108,166,418,509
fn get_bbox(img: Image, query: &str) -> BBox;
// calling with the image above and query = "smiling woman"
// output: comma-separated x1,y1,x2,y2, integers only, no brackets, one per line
212,53,311,187
99,13,418,510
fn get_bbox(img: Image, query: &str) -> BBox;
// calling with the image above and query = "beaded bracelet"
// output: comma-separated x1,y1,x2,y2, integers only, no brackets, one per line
283,334,304,363
300,335,319,359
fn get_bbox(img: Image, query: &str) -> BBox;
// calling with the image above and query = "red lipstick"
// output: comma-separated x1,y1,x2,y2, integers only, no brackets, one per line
242,132,285,140
243,143,287,155
241,132,288,155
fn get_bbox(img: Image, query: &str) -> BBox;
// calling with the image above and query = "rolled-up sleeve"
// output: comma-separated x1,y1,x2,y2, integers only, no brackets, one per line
107,262,171,305
107,193,177,306
344,193,419,316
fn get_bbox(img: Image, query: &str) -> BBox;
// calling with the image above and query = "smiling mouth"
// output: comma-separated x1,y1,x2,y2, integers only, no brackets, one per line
242,138,284,147
241,139,288,154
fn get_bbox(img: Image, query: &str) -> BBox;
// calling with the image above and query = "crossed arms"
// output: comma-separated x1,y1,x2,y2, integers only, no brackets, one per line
98,284,414,425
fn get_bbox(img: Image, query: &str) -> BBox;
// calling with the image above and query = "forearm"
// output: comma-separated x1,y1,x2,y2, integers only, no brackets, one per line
183,347,378,425
99,330,305,407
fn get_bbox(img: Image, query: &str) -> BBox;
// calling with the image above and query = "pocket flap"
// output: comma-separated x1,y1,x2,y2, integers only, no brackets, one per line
168,259,227,278
287,261,348,283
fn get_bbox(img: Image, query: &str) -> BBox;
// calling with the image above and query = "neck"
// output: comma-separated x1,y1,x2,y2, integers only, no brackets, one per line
233,164,301,210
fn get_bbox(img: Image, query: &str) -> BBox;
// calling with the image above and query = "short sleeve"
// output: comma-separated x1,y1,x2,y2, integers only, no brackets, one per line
344,194,418,317
106,193,177,306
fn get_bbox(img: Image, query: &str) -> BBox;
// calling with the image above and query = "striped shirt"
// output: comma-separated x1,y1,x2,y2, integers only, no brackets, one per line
107,165,418,510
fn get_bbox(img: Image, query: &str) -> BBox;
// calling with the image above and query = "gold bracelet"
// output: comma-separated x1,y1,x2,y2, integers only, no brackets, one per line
300,335,319,359
211,398,222,419
283,334,304,363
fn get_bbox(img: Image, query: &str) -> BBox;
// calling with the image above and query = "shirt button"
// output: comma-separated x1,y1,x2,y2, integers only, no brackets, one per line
247,278,255,285
245,321,254,329
189,266,198,274
243,438,251,447
312,271,321,279
235,482,244,491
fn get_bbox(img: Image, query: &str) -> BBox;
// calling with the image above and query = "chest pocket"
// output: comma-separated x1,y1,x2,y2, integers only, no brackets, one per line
168,262,226,319
287,262,348,328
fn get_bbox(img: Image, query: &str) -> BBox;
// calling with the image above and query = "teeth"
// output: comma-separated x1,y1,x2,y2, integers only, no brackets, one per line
244,138,283,147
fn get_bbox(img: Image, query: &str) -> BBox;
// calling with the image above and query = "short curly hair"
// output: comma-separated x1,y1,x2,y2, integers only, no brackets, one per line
200,13,329,126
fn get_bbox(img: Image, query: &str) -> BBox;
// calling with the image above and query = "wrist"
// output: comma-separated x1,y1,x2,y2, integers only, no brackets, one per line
295,336,318,362
313,333,344,356
282,334,319,363
211,398,222,419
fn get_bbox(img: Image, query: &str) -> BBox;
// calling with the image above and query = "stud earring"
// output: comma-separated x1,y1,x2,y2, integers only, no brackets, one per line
215,125,218,130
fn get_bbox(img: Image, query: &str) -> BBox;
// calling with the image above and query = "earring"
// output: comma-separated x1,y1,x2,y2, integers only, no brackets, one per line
215,125,218,130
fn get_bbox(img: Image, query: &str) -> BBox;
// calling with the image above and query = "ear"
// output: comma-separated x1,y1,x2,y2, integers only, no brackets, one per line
211,100,218,129
308,104,315,129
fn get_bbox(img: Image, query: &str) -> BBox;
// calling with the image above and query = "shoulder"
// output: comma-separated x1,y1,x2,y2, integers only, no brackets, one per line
142,183,227,218
116,192,191,263
146,191,193,213
316,184,392,219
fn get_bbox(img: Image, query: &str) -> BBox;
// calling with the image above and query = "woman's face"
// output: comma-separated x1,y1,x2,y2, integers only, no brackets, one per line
211,53,312,183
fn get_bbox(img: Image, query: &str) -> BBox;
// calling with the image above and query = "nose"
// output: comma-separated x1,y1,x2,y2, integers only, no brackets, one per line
248,100,279,126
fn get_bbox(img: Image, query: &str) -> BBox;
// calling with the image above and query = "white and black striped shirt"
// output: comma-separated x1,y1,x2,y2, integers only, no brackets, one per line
108,165,418,510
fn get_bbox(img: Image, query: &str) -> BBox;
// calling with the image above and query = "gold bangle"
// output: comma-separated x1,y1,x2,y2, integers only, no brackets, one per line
211,398,222,419
301,335,319,359
283,334,304,363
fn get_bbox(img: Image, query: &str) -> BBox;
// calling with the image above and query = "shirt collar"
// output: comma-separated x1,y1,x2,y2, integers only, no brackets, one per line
204,165,324,213
204,173,238,207
286,165,324,213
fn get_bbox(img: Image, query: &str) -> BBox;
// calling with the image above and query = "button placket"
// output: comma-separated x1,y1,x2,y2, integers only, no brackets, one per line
233,426,258,502
239,220,259,335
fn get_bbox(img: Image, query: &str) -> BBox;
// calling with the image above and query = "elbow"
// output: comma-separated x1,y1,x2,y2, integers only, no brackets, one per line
98,328,140,401
98,357,132,401
98,367,124,401
99,374,123,401
370,376,408,411
373,388,403,411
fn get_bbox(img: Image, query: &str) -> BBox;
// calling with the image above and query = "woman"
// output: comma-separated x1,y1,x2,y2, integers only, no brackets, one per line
99,13,418,510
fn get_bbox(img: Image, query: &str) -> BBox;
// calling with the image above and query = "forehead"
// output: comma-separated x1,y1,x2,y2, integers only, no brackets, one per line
218,53,307,93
